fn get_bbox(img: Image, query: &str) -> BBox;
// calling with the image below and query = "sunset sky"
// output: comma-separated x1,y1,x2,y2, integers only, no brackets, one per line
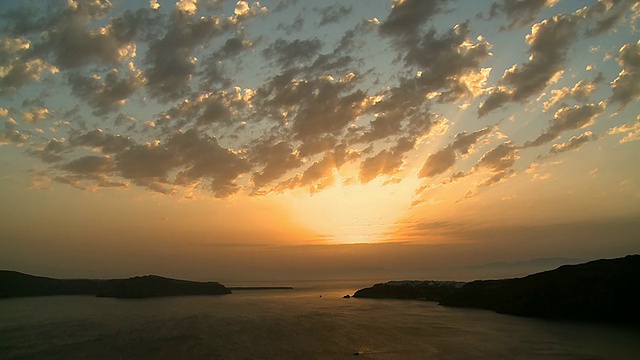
1,0,639,282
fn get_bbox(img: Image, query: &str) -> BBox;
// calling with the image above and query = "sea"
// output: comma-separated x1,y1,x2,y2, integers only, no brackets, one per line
1,280,639,359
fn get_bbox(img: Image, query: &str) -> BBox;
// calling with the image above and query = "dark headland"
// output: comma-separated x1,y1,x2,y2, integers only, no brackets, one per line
96,275,231,298
353,255,640,323
0,272,231,298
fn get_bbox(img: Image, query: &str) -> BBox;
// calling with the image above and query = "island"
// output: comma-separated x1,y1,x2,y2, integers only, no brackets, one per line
353,255,640,323
353,280,465,301
0,271,230,298
95,275,231,298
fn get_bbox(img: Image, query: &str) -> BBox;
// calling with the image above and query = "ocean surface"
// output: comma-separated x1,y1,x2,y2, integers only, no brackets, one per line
1,280,639,359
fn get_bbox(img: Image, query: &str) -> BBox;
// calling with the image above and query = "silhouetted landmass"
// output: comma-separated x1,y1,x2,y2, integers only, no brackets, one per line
0,271,230,298
0,271,114,297
440,255,640,322
467,257,582,270
353,280,465,301
96,275,230,298
353,255,640,323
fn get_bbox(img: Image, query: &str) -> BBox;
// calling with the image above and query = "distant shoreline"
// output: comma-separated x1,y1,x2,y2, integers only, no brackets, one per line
0,272,231,299
0,271,299,299
228,286,293,291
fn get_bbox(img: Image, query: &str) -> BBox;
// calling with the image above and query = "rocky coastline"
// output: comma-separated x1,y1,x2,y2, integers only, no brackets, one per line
352,255,640,323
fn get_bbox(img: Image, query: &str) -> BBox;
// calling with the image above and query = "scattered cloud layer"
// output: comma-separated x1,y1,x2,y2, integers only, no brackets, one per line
0,0,638,203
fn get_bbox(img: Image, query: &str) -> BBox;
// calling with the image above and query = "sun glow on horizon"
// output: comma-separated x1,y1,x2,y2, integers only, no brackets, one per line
276,168,423,245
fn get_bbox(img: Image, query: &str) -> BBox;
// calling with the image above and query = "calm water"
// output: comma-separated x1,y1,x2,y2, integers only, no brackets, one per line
1,281,638,359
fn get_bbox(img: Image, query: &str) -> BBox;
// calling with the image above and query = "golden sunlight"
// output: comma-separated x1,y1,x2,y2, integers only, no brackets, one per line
277,168,422,244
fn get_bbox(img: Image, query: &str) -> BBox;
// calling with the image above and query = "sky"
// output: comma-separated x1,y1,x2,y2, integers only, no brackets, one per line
1,0,639,282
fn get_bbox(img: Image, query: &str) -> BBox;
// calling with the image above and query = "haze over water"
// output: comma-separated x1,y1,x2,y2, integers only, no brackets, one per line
1,0,640,282
1,282,639,359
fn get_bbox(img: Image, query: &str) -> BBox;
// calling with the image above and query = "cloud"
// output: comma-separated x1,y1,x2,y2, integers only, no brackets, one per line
419,126,495,178
504,14,579,100
45,126,250,196
419,147,457,178
442,140,521,198
29,138,67,163
387,21,493,104
272,144,359,193
478,87,512,116
255,73,368,141
54,153,126,190
610,40,640,109
0,47,59,95
22,107,50,123
609,115,640,143
262,38,323,69
379,0,449,40
276,14,304,35
233,1,268,19
474,141,519,173
350,107,409,144
298,152,341,187
62,155,116,175
352,53,487,146
1,0,637,203
250,140,302,188
543,73,603,111
114,142,178,185
142,1,267,102
143,8,233,102
167,129,251,197
297,135,337,158
68,67,145,115
1,1,157,96
317,4,352,26
348,78,447,149
476,169,516,189
413,23,491,80
115,129,250,197
68,129,133,154
21,1,142,69
212,36,255,60
161,87,252,130
524,102,605,148
584,0,637,36
451,126,496,154
485,0,559,30
360,137,415,183
175,0,198,14
545,131,594,157
0,120,27,145
442,158,516,199
478,2,632,116
274,0,298,12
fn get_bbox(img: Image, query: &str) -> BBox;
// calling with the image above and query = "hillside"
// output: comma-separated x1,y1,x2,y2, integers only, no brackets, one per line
353,255,640,323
